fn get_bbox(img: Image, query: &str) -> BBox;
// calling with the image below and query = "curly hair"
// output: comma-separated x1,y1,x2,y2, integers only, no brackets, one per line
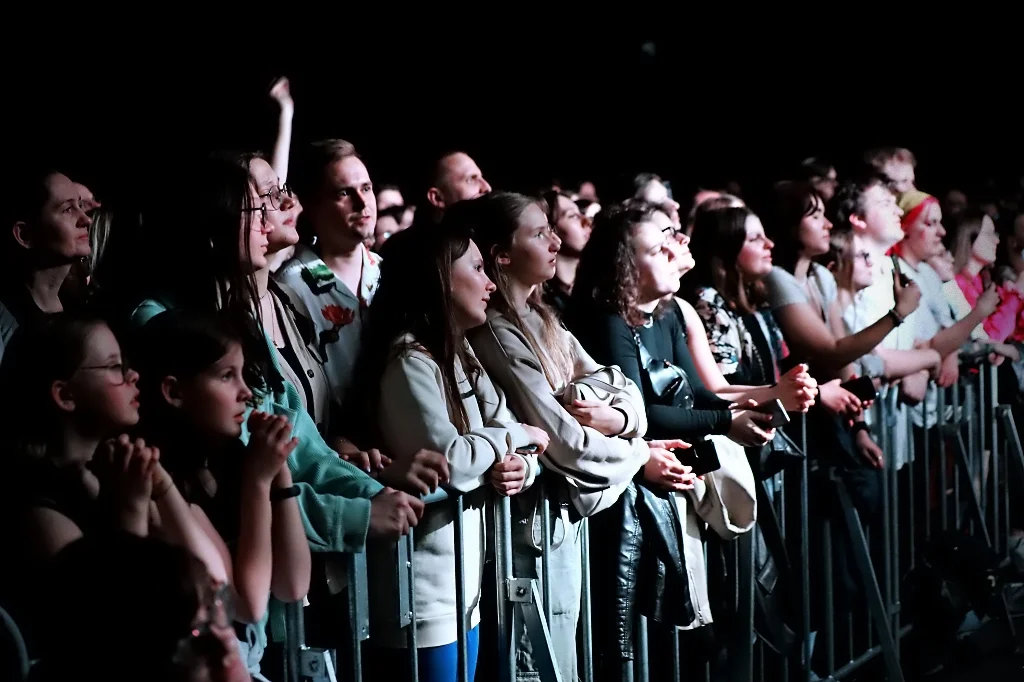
828,172,890,235
571,202,661,327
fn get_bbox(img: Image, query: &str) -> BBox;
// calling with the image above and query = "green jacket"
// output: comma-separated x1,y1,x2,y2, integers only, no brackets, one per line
131,299,384,553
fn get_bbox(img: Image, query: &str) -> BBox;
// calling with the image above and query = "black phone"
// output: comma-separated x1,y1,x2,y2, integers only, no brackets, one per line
753,398,790,428
676,439,722,476
891,255,912,288
840,375,878,402
517,444,539,454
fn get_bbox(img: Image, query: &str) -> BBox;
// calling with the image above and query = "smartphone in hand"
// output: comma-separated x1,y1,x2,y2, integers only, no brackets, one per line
891,255,912,288
840,376,878,402
675,439,722,476
753,398,790,429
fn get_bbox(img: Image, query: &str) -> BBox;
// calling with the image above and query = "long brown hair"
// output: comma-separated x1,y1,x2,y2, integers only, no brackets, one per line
571,202,663,327
686,205,768,315
361,223,482,434
450,192,574,389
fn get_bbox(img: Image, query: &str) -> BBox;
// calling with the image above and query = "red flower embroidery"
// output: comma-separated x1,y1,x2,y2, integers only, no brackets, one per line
322,304,355,327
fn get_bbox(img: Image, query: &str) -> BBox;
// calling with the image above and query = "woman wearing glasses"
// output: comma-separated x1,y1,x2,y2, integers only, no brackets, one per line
127,155,422,679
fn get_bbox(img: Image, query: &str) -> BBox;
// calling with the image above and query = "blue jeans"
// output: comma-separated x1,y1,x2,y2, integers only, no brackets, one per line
376,625,480,682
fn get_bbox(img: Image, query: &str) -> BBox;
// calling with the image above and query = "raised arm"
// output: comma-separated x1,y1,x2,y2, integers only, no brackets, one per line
268,77,295,184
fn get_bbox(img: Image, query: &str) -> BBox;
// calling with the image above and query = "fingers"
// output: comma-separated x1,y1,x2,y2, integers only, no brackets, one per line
747,411,773,426
345,451,372,472
572,399,603,409
408,467,436,496
367,449,386,471
247,410,269,433
403,493,425,521
650,439,690,450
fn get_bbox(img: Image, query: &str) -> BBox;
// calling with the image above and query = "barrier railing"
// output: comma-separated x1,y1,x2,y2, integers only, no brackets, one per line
277,352,1021,681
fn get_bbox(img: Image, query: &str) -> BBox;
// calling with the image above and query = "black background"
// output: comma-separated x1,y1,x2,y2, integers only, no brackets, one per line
7,27,1021,210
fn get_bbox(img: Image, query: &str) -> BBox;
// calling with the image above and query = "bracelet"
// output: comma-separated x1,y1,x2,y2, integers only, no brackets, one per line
850,422,871,437
270,485,300,502
887,308,905,327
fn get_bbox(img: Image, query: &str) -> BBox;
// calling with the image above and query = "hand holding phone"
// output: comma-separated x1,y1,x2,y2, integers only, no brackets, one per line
840,376,878,402
753,398,790,429
675,439,722,476
891,255,912,288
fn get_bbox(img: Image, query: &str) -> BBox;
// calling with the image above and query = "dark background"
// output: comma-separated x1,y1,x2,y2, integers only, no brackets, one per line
7,30,1021,210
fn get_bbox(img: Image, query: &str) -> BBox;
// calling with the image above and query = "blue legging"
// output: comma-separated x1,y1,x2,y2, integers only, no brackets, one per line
378,625,480,682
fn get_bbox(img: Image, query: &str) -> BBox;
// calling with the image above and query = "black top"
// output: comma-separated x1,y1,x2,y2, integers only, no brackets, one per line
0,456,102,654
568,306,733,441
168,439,245,551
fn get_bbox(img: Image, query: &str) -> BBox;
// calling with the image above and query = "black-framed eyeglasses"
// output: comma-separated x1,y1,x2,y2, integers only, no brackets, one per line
259,184,295,210
243,204,269,228
78,359,133,385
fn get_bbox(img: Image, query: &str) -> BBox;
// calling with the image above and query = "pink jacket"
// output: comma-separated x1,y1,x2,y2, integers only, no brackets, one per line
955,272,1024,343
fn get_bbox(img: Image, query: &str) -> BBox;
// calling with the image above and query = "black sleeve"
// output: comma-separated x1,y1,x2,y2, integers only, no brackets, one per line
575,312,732,441
667,308,733,410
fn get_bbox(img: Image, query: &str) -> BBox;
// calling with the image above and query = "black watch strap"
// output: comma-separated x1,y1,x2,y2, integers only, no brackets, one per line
270,484,300,502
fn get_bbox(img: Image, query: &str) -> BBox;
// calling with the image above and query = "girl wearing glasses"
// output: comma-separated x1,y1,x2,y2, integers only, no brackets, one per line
0,313,227,661
127,155,422,677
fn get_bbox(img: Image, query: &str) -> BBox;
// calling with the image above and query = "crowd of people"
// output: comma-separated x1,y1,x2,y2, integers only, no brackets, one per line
1,77,1023,682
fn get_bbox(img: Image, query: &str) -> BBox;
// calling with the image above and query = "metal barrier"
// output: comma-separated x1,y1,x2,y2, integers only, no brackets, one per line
277,354,1022,681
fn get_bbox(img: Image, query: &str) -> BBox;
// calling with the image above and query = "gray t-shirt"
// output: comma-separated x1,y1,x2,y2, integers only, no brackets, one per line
764,264,837,324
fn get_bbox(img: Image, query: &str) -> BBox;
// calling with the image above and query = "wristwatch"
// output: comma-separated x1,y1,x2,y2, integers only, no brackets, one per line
270,485,300,502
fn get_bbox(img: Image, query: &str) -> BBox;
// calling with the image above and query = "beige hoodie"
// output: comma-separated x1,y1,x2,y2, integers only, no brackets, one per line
369,336,534,649
470,308,650,516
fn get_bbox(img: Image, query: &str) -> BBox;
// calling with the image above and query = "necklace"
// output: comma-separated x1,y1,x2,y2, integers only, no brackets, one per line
260,293,283,348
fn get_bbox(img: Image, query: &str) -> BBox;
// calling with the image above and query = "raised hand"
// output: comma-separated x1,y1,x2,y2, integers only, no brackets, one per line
268,77,294,114
892,272,922,319
246,412,299,484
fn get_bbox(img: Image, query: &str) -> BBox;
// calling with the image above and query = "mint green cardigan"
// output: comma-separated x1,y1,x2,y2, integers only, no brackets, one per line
131,299,384,645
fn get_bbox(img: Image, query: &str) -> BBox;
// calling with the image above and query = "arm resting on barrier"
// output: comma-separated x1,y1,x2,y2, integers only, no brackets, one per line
378,349,531,494
470,317,649,492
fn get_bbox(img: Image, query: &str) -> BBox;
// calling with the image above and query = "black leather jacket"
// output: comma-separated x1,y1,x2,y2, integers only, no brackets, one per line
590,480,694,660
